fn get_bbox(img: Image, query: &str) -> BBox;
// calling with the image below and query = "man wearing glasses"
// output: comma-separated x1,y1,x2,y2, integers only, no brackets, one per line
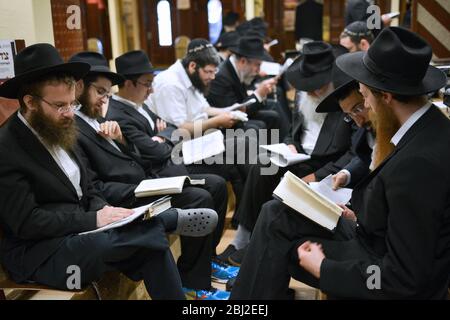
316,78,378,191
0,44,188,299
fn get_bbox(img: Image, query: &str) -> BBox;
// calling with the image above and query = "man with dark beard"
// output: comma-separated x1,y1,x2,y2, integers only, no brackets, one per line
231,27,449,300
70,51,232,300
217,42,355,267
0,43,214,300
104,50,243,286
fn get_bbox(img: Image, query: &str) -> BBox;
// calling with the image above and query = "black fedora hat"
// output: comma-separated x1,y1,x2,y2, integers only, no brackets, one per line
337,27,447,96
0,43,90,99
316,79,358,113
69,51,124,86
230,36,272,61
115,50,154,76
286,41,335,92
215,32,239,51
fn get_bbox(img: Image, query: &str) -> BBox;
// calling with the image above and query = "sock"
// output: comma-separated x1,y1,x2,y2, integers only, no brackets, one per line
158,208,178,232
231,224,250,250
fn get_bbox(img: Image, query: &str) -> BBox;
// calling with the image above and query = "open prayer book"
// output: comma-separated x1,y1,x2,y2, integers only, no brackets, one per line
135,176,205,198
273,171,343,231
260,143,311,167
182,130,225,165
79,196,172,235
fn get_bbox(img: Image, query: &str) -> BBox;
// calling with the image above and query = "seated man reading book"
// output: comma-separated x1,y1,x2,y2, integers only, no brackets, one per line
70,51,236,299
217,42,355,266
0,44,218,300
231,28,450,299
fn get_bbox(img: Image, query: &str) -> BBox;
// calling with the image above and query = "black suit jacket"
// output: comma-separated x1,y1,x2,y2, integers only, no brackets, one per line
106,98,185,175
207,59,264,117
75,115,149,207
321,106,450,299
343,127,372,187
0,114,107,282
295,0,323,41
284,108,355,180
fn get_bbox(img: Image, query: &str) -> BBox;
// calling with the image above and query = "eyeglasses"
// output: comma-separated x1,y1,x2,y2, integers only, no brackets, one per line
135,80,153,88
90,83,113,99
343,103,366,123
33,96,80,114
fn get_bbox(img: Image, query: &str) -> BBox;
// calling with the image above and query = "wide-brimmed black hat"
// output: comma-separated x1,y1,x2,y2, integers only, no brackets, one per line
215,31,239,51
0,43,90,99
337,27,447,96
230,36,272,61
69,51,124,86
115,50,154,76
286,41,335,92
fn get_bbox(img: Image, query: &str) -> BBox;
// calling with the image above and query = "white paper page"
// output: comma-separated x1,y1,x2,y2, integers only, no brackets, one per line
260,61,281,76
135,176,187,195
182,130,225,165
79,197,171,235
223,98,257,112
309,175,352,205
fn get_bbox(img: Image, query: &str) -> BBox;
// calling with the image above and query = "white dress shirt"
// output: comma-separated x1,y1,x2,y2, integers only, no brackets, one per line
75,110,121,152
390,102,431,146
18,112,83,199
112,95,155,130
150,60,209,126
297,91,328,155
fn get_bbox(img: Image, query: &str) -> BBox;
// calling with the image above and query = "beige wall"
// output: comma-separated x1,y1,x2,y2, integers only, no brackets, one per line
0,0,54,46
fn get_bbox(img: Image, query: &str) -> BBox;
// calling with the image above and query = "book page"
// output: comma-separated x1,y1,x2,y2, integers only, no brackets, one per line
309,175,352,205
260,61,281,76
79,196,172,235
182,130,225,165
135,176,187,197
273,171,342,231
261,144,311,167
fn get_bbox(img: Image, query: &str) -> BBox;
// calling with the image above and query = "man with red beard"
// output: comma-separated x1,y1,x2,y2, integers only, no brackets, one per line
231,27,449,300
0,44,214,299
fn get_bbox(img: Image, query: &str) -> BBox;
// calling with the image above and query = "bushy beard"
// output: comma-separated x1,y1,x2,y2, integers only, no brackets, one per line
370,101,400,169
28,104,78,151
188,69,210,95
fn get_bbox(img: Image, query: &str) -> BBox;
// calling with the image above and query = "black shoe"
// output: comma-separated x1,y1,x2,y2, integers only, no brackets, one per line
228,245,247,266
216,245,237,264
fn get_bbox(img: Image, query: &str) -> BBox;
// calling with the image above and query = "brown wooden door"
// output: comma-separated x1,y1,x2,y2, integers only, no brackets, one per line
323,0,346,44
138,0,211,68
222,0,246,23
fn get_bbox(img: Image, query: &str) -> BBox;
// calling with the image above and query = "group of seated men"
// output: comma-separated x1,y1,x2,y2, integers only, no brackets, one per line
0,18,449,300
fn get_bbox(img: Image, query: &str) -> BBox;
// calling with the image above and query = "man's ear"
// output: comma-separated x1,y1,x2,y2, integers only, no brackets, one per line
23,95,37,112
381,91,393,104
188,61,197,74
359,39,370,51
75,80,84,97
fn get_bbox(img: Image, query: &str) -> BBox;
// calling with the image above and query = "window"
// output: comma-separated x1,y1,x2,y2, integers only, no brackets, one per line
157,0,173,46
208,0,223,44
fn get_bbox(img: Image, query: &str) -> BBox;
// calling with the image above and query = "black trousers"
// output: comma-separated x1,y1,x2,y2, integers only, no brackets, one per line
134,182,218,290
230,199,368,300
31,218,185,300
236,155,331,232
